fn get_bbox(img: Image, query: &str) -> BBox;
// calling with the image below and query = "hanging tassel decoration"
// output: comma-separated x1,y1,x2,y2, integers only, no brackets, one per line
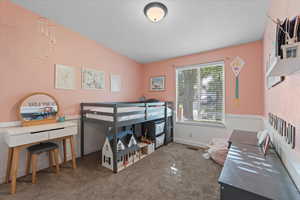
235,75,239,99
231,57,245,101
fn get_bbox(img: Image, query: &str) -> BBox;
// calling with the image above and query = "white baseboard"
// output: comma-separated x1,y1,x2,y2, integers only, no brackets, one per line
225,113,264,131
226,114,263,120
0,121,21,128
174,138,208,148
65,115,81,121
174,113,264,147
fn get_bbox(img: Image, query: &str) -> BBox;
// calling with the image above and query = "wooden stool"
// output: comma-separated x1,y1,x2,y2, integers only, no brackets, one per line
26,142,60,184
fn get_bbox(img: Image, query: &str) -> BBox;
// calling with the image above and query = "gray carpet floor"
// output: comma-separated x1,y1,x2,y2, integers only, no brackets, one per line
0,143,222,200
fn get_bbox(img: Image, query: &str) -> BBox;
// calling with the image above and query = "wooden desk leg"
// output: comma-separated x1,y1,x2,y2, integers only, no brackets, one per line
69,136,77,169
53,149,60,174
63,139,67,163
10,147,20,194
5,148,13,184
49,151,54,168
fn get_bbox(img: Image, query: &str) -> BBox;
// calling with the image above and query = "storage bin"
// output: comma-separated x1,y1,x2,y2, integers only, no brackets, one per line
156,134,165,148
143,120,165,140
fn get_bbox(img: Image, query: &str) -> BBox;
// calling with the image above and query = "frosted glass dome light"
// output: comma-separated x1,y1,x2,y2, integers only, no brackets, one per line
144,2,168,23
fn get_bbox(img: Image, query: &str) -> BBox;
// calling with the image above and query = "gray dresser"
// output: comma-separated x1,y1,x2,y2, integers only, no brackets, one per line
219,130,300,200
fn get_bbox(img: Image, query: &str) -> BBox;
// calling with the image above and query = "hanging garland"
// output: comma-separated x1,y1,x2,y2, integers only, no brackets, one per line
230,56,245,100
36,17,57,61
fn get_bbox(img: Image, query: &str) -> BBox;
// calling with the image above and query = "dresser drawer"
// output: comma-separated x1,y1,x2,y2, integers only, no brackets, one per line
48,126,77,139
220,184,268,200
6,132,49,147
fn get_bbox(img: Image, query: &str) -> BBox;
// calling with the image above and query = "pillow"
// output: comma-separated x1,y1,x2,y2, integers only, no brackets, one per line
258,129,268,146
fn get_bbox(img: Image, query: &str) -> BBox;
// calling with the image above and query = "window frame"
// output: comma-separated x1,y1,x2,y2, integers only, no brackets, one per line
175,61,226,125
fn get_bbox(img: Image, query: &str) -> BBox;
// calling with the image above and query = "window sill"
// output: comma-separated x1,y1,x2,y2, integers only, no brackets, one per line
176,121,226,128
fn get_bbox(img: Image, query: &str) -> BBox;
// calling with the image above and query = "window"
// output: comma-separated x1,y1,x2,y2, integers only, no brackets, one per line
176,61,225,124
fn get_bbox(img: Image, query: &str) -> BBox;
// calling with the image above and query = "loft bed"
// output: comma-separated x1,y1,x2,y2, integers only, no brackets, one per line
80,101,174,173
81,102,172,127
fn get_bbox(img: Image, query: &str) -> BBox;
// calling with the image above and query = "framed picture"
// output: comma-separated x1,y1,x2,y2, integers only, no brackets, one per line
263,135,271,155
55,64,76,90
110,74,121,92
82,68,105,90
150,76,165,91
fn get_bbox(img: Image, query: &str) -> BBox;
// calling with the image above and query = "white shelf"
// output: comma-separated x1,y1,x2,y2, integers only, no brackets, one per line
267,57,300,77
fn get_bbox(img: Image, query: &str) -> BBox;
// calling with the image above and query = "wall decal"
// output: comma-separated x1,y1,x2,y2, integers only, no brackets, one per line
268,113,296,149
55,64,76,90
36,17,56,61
37,17,56,45
82,68,105,90
110,74,121,92
230,56,245,99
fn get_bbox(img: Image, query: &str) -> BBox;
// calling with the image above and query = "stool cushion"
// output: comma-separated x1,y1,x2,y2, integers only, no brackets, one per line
28,142,58,154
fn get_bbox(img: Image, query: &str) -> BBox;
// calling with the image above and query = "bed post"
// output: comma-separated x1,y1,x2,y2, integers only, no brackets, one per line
164,102,168,144
171,102,174,143
80,103,85,157
112,104,118,173
145,103,148,121
169,102,174,143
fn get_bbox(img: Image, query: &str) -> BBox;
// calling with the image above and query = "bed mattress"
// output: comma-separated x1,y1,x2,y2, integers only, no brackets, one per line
86,113,145,122
84,106,172,122
84,106,146,113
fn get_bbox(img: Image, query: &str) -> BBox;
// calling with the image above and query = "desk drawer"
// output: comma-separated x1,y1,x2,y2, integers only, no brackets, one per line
48,126,77,139
7,132,49,147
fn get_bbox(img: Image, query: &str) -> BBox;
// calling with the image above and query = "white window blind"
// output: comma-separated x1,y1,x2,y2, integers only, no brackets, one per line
176,61,224,124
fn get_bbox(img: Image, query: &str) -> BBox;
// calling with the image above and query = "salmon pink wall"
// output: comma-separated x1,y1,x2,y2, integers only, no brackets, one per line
142,41,264,116
0,0,142,122
263,0,300,151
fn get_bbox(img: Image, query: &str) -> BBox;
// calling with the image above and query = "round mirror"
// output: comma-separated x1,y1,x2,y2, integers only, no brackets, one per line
19,93,59,126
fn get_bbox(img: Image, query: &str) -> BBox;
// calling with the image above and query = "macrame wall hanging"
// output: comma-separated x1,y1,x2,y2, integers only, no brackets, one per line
230,56,245,100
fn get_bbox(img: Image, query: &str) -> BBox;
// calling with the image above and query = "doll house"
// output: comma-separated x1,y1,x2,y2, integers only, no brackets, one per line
102,130,140,172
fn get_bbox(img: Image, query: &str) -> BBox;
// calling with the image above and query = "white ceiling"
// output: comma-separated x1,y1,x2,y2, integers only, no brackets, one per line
12,0,270,63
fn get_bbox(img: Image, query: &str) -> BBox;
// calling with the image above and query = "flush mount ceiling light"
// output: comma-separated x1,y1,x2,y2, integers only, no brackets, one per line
144,2,168,23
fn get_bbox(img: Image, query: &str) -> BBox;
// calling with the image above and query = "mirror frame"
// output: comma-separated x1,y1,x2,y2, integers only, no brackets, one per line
19,92,60,126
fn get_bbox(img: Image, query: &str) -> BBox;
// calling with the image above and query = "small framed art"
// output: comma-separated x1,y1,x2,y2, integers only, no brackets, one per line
263,135,271,155
150,76,165,91
110,74,121,92
82,68,105,90
55,64,76,90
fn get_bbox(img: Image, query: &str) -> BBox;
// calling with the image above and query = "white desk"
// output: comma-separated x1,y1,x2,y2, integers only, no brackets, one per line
3,122,77,194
